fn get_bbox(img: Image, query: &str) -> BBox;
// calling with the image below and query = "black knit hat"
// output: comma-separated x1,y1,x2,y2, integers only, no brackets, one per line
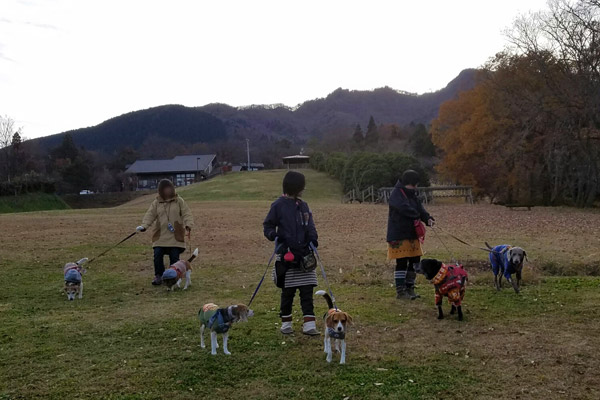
282,171,305,197
401,170,420,186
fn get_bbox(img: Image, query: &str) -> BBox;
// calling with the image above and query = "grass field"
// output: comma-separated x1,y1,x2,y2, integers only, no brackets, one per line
1,170,599,399
0,193,70,214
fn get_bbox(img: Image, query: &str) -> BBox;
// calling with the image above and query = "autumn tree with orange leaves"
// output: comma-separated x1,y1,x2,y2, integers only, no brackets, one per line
432,0,600,207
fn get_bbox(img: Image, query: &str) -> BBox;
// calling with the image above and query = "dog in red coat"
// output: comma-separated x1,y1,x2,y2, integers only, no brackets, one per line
417,259,468,321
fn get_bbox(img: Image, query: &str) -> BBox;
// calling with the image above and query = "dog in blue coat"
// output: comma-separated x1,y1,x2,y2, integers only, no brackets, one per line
486,242,527,293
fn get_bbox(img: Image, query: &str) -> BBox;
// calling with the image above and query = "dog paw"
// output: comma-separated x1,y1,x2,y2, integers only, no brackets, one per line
437,315,444,320
224,351,231,356
458,316,464,321
201,344,206,348
211,352,217,356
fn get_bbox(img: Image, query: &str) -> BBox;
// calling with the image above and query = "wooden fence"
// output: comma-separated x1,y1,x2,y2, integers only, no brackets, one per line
342,185,473,205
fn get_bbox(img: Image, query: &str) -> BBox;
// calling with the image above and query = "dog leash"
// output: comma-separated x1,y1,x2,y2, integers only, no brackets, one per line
430,226,458,264
431,226,501,254
310,242,338,311
247,239,279,307
87,231,138,265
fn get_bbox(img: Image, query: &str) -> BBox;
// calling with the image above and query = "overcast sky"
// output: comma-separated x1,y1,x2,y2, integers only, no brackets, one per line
1,0,549,139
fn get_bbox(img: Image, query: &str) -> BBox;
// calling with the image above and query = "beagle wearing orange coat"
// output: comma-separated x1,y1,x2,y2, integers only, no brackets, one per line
316,290,352,364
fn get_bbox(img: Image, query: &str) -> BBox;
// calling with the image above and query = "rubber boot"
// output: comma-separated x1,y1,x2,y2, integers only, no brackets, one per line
302,316,319,336
405,285,419,300
406,270,420,300
280,315,293,334
396,285,413,300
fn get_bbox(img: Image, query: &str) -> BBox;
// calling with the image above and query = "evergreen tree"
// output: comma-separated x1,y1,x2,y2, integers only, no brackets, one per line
365,116,379,145
352,124,364,145
410,123,436,157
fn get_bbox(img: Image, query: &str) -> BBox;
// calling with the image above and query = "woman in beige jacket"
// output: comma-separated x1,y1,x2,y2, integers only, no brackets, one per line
136,179,194,285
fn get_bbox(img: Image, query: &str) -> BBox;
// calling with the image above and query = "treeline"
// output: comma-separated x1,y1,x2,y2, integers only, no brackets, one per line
432,0,600,207
311,151,429,192
309,115,437,161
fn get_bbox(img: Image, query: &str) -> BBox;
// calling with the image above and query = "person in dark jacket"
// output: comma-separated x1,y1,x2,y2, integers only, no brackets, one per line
263,171,320,335
387,170,434,300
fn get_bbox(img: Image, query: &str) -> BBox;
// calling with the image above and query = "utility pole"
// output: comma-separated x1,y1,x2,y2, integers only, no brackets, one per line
246,139,251,172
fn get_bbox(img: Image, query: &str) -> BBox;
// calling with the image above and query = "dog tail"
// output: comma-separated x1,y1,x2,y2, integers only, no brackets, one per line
485,242,493,250
315,290,334,309
188,248,199,263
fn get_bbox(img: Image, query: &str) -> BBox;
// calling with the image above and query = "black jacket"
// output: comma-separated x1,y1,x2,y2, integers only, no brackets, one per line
386,181,432,242
263,196,318,256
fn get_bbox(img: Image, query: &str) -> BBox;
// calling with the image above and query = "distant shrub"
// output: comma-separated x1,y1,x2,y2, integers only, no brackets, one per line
0,173,57,196
310,151,428,192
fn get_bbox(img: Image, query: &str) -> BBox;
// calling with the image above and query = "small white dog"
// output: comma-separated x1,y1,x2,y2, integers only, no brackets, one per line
63,258,88,301
198,303,254,355
316,290,353,364
161,248,198,290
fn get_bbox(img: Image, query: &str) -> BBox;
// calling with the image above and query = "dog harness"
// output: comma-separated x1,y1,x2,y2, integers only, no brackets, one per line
431,263,468,306
489,245,516,279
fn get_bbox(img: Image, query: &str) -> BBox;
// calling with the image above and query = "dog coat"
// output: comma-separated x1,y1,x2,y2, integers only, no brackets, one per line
489,245,515,279
166,260,188,279
198,304,233,334
431,263,467,306
64,263,82,283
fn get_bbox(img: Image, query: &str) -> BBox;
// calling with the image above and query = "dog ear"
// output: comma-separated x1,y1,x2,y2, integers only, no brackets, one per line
523,250,528,262
344,312,353,325
325,312,335,327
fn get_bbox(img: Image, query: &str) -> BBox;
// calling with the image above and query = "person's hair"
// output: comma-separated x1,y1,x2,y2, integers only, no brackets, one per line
158,179,175,198
401,170,420,186
282,171,306,197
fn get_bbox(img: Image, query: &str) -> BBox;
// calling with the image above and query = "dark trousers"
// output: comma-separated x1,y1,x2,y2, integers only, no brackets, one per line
153,247,184,276
395,256,421,288
280,285,315,318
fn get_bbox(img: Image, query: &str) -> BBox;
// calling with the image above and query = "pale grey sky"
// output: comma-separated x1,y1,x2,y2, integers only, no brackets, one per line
0,0,549,139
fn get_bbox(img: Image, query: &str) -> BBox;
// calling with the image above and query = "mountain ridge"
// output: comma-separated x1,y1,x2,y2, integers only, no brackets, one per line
31,68,478,153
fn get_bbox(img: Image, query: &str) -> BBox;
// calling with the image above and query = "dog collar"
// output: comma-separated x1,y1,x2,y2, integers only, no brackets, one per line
327,327,345,340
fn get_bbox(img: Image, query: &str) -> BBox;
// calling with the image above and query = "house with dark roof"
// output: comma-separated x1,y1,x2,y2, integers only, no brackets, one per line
125,154,217,189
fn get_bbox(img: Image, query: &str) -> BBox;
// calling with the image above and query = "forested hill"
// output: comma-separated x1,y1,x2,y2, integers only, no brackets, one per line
32,69,477,153
34,105,227,152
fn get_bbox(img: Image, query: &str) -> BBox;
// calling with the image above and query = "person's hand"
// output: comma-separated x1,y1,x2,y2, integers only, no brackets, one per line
136,225,146,232
427,219,435,227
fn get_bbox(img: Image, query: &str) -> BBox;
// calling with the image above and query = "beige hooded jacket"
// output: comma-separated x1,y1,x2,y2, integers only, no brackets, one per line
141,180,194,248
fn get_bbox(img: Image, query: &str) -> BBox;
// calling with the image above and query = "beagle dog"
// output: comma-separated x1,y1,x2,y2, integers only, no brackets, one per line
486,243,528,293
315,290,352,364
198,303,254,355
162,248,198,290
63,258,88,301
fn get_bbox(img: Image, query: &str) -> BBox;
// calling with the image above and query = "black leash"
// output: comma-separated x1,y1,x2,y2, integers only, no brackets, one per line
310,242,338,311
247,239,278,307
432,226,499,254
87,231,138,265
430,226,458,263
